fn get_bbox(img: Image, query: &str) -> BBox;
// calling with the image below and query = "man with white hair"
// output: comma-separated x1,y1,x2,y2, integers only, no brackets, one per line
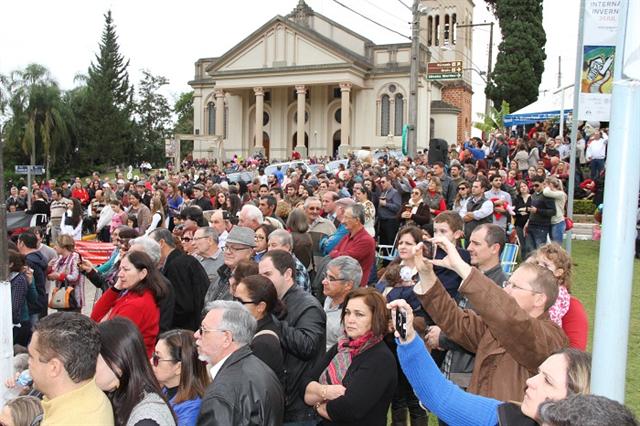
238,204,263,231
209,209,233,248
305,197,336,236
195,301,284,425
268,229,311,292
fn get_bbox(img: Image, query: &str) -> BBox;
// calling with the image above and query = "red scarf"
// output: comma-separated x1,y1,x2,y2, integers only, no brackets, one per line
319,331,382,385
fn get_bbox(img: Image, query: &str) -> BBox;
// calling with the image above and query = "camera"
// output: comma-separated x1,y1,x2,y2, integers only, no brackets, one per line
395,309,407,339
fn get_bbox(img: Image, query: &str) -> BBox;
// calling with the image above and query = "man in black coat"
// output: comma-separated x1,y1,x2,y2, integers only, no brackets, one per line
259,250,326,425
151,228,209,331
196,301,284,426
524,175,556,258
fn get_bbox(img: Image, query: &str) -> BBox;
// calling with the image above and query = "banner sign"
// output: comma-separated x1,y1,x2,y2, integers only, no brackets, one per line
578,1,621,121
427,61,463,80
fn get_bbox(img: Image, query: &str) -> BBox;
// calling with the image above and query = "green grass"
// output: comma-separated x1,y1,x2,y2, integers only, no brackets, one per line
416,240,640,425
570,240,640,415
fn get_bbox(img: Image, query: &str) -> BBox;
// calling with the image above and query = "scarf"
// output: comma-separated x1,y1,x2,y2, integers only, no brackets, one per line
549,285,570,326
319,331,382,385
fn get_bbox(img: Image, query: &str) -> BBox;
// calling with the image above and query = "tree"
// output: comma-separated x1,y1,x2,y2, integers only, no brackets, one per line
133,70,172,164
2,64,72,178
173,91,194,135
474,100,510,134
485,0,546,112
84,10,135,168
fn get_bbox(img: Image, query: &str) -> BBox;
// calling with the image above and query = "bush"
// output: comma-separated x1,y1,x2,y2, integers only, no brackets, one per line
573,199,596,215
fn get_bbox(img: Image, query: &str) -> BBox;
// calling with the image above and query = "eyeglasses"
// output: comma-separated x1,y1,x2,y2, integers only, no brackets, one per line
233,296,257,305
324,274,345,282
503,280,542,294
223,245,251,253
192,236,208,241
198,324,229,336
411,191,421,195
151,352,178,367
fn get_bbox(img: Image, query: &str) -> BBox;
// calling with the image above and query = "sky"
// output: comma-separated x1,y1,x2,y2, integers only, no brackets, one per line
0,0,579,124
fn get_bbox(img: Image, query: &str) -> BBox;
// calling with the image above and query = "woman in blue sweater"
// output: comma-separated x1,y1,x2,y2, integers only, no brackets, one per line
151,329,210,426
388,297,592,426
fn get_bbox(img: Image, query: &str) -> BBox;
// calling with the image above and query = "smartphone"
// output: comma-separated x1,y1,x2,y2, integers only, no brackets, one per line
396,309,407,339
421,241,434,260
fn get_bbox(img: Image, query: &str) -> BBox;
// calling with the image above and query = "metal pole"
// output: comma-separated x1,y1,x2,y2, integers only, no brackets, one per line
0,134,13,403
485,22,494,119
558,56,562,89
407,0,420,158
591,0,639,403
565,0,587,254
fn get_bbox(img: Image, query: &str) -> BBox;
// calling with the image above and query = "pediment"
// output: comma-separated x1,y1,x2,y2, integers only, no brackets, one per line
208,17,369,75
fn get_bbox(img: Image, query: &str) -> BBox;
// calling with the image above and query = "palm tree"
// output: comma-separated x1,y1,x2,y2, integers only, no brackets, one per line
4,64,72,179
473,100,510,135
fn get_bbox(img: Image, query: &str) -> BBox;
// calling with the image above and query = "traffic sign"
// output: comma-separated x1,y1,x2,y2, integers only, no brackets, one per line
15,165,45,175
427,61,463,80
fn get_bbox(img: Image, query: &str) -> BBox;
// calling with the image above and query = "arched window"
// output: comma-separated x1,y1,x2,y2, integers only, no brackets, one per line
435,15,440,46
444,14,450,46
380,95,390,136
452,13,457,45
427,16,433,46
207,102,215,135
394,94,404,136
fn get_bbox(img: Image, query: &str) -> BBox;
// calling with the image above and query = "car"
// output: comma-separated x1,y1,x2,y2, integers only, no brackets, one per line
225,170,255,184
325,159,349,175
264,161,312,177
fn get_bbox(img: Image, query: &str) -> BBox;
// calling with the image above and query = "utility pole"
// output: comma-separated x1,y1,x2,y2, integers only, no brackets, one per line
457,22,495,119
407,0,421,158
0,135,8,280
557,56,562,88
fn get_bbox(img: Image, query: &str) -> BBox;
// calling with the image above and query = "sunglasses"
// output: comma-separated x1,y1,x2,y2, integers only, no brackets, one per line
181,237,192,242
151,352,177,367
233,296,257,305
458,187,468,191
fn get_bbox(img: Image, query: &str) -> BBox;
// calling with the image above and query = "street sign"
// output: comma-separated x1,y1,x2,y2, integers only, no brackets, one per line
15,165,45,175
427,61,463,80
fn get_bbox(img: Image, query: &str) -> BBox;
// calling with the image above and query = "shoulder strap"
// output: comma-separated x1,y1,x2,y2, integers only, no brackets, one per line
253,329,279,341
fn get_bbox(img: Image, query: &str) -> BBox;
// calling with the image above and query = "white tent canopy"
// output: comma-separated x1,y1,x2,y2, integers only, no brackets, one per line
504,88,575,126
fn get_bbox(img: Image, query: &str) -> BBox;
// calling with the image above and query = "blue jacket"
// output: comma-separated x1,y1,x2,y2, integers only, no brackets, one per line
319,224,348,255
170,395,202,426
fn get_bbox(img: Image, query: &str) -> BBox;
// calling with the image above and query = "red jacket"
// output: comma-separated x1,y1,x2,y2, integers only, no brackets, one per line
329,226,376,287
562,296,589,350
71,188,90,205
91,287,159,356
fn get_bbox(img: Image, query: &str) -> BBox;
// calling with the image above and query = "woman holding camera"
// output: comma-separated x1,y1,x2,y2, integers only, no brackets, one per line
399,186,431,230
303,288,397,425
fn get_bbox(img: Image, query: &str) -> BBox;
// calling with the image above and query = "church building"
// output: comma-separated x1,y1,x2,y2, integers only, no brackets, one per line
188,0,474,160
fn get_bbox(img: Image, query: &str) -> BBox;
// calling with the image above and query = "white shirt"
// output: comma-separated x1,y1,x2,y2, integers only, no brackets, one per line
208,353,232,382
586,137,607,160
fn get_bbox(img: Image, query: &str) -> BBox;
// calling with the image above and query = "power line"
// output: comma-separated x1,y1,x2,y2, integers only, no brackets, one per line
330,0,411,39
356,0,409,24
396,0,411,11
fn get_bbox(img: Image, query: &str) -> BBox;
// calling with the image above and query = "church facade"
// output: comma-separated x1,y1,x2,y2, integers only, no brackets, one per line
188,0,474,161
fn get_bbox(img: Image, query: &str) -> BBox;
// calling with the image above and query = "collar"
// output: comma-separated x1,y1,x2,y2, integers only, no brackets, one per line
208,353,232,381
42,379,99,414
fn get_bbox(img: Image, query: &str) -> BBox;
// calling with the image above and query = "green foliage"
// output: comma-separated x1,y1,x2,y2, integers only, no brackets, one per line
485,0,546,112
173,91,194,135
1,64,74,178
473,100,510,134
133,70,173,164
573,199,596,215
83,10,135,168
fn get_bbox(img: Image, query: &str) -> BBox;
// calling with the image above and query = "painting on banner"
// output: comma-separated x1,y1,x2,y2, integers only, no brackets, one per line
578,1,621,122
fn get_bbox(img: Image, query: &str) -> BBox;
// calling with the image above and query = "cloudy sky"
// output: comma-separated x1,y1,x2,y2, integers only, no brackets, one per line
0,0,579,121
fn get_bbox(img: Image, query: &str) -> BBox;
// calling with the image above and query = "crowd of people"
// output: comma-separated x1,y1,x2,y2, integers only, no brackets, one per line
3,123,638,426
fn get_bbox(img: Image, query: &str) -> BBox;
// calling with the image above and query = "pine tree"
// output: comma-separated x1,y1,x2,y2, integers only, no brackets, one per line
84,10,134,167
485,0,546,112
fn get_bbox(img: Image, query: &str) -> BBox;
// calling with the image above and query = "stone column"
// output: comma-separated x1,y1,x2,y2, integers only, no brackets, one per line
340,82,352,148
214,89,225,137
254,87,264,149
295,85,306,150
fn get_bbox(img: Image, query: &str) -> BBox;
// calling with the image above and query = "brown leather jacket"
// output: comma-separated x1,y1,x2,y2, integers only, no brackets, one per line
418,267,568,402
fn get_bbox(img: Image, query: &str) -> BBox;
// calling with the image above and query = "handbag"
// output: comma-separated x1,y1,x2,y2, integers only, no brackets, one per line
49,281,79,310
565,217,574,231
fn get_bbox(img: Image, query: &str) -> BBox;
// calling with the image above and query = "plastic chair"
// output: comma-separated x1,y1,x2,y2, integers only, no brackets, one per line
376,233,399,263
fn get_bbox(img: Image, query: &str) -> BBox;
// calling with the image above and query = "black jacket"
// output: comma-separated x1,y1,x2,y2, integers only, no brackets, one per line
25,251,48,316
162,249,210,331
251,314,285,385
303,340,397,425
528,192,556,228
275,285,326,422
197,346,284,426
